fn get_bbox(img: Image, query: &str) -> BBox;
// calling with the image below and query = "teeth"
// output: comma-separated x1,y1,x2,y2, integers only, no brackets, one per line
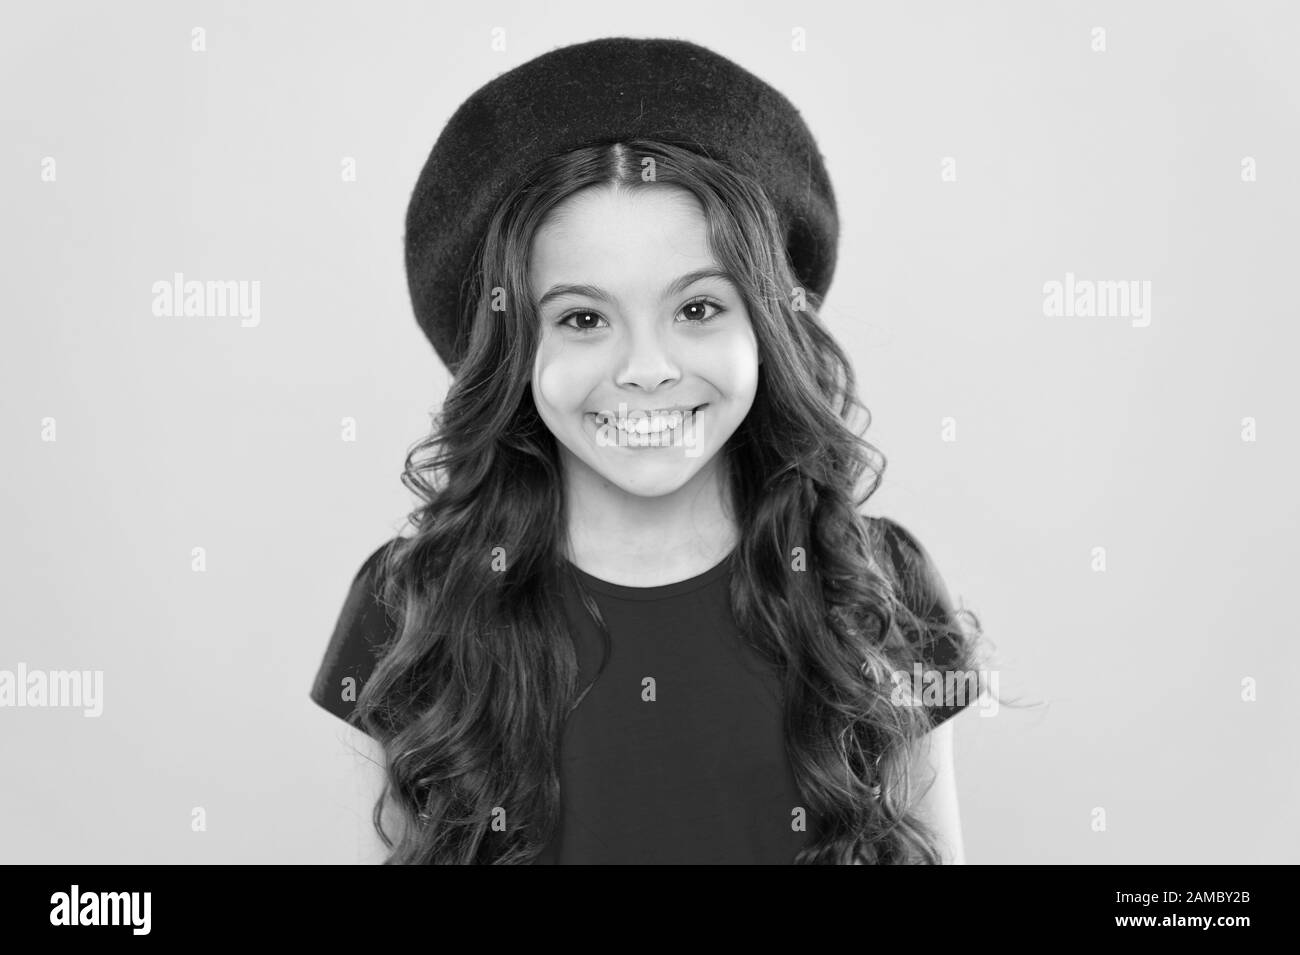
594,407,697,433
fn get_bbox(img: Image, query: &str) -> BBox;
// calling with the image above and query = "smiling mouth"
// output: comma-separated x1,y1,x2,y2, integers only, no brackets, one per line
591,404,705,430
588,404,706,446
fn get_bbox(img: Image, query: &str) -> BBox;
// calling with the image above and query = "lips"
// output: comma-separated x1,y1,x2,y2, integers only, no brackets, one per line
585,404,708,450
591,404,706,432
593,403,703,417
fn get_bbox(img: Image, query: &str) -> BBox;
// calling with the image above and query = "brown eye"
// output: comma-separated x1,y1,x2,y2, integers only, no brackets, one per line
679,298,725,324
558,310,608,332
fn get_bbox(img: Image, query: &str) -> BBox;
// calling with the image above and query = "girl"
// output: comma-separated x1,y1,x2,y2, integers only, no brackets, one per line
311,37,990,865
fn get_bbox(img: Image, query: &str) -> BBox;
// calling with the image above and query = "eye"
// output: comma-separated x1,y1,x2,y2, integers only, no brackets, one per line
555,297,727,334
556,310,608,332
678,297,726,325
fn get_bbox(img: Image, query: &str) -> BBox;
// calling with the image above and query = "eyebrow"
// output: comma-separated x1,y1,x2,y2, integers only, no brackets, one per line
536,266,738,311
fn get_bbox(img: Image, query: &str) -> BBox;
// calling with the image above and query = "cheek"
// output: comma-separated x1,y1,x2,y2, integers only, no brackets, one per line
703,324,761,399
532,337,591,412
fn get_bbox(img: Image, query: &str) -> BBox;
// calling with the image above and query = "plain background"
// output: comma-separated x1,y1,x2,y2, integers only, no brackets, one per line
3,0,1297,864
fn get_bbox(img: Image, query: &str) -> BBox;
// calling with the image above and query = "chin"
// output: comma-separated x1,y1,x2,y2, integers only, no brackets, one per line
599,468,702,498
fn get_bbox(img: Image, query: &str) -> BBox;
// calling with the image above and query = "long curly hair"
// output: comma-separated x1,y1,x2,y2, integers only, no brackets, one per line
354,138,992,864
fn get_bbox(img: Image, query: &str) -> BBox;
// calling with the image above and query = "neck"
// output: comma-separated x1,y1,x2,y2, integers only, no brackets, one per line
561,454,739,583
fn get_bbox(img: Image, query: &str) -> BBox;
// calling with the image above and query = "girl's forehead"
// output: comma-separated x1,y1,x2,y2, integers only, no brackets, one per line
541,188,703,240
529,189,713,285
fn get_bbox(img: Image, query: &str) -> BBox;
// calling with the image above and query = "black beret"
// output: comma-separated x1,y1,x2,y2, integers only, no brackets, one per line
404,36,839,371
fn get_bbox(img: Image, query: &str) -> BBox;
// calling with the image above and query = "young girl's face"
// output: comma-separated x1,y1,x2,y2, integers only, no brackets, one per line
528,184,760,500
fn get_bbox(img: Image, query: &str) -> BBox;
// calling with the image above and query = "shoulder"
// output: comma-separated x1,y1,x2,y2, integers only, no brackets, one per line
336,538,405,638
866,515,980,725
865,515,954,624
309,537,407,720
352,537,403,594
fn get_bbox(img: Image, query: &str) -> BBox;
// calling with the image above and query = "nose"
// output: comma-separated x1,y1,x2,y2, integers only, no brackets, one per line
613,319,681,392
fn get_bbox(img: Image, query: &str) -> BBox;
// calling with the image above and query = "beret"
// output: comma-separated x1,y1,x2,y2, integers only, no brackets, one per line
404,36,839,371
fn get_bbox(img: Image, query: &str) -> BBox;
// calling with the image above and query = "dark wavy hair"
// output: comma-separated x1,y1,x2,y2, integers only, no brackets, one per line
354,138,994,864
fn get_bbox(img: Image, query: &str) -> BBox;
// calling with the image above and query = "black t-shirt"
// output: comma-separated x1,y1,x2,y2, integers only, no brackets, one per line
310,516,974,864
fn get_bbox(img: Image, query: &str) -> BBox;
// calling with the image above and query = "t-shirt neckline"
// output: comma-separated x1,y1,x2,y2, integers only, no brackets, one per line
564,548,736,601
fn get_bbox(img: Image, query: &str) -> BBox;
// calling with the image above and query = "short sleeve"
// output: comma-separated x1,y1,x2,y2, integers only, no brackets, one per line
309,539,402,735
874,516,978,730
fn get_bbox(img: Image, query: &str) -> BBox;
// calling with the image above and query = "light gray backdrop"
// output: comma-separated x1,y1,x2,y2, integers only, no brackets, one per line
3,0,1296,863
